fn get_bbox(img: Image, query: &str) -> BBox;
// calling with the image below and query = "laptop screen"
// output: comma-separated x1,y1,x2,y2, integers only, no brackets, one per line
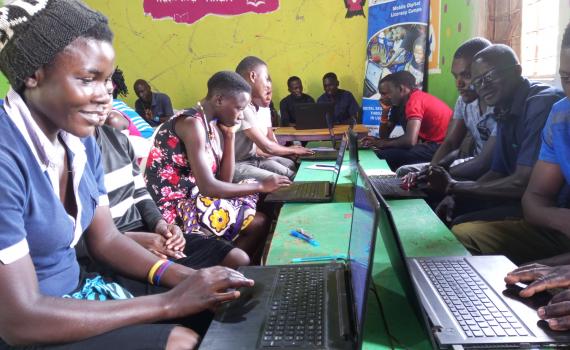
330,134,348,185
348,130,359,184
375,191,425,319
347,164,380,345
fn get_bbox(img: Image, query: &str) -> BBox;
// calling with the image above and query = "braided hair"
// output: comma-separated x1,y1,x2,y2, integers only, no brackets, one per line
112,67,129,98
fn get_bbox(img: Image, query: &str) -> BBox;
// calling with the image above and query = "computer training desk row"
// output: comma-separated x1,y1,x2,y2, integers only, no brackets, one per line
265,150,469,349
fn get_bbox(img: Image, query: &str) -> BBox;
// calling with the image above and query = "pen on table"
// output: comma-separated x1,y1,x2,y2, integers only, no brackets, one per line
298,228,314,240
290,230,320,246
314,164,336,168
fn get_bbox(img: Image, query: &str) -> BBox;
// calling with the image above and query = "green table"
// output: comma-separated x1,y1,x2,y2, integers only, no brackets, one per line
266,149,469,349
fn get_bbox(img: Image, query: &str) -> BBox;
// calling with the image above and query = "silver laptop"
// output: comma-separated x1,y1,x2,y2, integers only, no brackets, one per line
373,191,570,349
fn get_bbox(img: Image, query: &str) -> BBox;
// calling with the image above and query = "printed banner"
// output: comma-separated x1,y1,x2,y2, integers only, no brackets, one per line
143,0,280,25
428,0,441,73
362,0,429,136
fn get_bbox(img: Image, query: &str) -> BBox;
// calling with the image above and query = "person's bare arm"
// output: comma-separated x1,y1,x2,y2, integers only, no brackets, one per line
522,160,570,236
105,111,129,132
376,119,421,149
449,165,533,199
256,127,279,157
244,125,312,157
266,126,279,143
0,207,253,346
449,136,496,180
430,119,466,166
86,206,193,287
426,162,530,200
176,117,289,198
380,120,396,139
216,123,236,183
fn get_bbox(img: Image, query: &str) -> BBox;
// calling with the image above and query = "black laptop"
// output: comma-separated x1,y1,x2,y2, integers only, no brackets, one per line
264,135,348,203
373,191,570,349
199,164,380,349
367,172,428,199
299,125,348,162
293,102,334,130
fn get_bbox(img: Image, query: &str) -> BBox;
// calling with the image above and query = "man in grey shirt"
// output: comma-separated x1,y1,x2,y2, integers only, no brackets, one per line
233,56,313,182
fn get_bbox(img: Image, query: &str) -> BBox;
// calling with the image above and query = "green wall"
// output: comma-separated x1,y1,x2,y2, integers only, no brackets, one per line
428,0,479,107
0,0,7,96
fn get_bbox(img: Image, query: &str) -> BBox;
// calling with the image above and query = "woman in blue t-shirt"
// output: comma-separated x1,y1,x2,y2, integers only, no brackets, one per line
0,1,253,349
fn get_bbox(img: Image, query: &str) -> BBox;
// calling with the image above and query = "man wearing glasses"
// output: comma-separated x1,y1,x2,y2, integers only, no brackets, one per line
447,26,570,273
426,44,564,227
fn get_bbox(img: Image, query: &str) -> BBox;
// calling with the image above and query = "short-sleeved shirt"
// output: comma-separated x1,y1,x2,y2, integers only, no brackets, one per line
539,97,570,184
135,92,174,127
453,97,496,155
491,79,564,175
403,89,453,143
96,125,162,232
316,89,360,124
279,93,315,125
0,89,107,296
234,104,262,161
258,106,273,129
113,99,154,139
145,108,222,226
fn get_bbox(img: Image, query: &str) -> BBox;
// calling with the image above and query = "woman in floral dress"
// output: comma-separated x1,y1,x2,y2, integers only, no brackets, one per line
145,71,290,261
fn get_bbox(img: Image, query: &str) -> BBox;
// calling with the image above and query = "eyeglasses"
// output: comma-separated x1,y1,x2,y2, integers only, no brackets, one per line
471,65,519,90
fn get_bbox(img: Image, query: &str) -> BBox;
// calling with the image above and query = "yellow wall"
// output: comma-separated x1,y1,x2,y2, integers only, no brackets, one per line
84,0,368,110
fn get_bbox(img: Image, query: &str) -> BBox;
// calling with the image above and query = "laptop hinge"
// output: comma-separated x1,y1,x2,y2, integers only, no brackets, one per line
336,268,351,339
451,345,464,350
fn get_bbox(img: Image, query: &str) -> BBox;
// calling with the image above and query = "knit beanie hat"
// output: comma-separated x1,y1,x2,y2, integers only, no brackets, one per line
0,0,109,91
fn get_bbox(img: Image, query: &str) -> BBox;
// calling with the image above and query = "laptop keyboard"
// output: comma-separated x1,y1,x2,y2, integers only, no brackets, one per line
290,182,328,199
260,266,326,348
419,259,529,338
369,175,400,194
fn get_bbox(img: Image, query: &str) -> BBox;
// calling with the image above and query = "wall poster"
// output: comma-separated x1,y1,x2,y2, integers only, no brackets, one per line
362,0,429,135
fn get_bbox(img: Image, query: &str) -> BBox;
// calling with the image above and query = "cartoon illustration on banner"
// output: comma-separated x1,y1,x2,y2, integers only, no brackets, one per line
361,0,429,136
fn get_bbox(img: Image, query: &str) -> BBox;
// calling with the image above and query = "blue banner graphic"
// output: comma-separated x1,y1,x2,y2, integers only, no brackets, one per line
362,0,429,135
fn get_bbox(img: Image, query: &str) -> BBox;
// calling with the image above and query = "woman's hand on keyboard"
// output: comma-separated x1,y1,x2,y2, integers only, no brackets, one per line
260,175,292,193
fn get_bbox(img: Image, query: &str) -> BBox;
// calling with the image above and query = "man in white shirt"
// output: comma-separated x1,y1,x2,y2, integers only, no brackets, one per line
233,56,313,182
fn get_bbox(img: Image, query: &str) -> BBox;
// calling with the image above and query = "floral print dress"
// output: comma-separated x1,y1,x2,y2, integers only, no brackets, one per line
144,107,258,241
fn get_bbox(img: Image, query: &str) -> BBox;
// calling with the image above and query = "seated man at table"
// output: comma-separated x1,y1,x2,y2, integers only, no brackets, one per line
362,70,453,171
451,29,570,265
234,56,314,182
425,44,564,226
134,78,174,127
279,76,315,126
317,72,360,125
397,37,496,179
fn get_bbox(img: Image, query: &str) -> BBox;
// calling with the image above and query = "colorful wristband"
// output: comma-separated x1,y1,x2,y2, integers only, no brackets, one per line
154,260,174,286
147,259,167,285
